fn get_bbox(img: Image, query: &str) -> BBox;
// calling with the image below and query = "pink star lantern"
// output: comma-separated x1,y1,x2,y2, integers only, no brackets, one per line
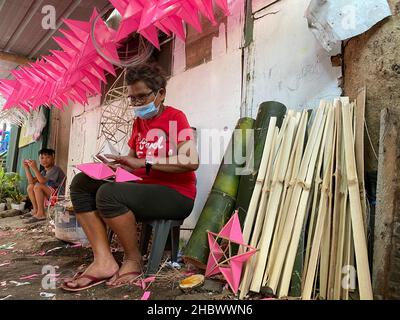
115,167,143,182
76,162,142,182
76,163,115,180
205,211,257,294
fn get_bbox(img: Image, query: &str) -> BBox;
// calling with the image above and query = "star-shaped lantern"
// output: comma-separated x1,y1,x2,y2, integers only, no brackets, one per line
206,211,257,294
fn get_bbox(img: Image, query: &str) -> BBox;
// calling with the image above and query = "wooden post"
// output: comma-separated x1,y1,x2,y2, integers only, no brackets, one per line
373,108,400,300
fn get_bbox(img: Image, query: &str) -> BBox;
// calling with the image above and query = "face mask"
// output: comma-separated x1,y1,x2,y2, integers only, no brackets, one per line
134,91,161,120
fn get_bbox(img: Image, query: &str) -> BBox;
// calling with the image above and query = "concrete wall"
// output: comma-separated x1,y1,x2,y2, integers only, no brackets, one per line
245,0,342,117
343,0,399,172
342,0,400,298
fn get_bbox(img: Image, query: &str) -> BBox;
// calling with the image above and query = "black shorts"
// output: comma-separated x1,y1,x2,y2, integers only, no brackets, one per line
70,173,195,221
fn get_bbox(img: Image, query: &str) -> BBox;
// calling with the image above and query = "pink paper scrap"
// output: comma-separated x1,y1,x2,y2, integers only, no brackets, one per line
140,291,151,301
20,273,40,280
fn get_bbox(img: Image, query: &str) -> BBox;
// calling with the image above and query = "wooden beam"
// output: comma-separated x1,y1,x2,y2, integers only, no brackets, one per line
0,51,31,65
373,108,400,300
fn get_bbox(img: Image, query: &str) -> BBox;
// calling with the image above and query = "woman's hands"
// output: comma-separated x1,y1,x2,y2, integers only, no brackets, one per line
104,155,145,171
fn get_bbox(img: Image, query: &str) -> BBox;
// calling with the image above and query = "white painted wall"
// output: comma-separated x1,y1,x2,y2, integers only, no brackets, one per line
66,96,102,192
247,0,342,117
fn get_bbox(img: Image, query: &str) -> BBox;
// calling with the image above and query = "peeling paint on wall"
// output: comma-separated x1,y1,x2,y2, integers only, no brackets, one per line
247,0,342,115
66,96,102,193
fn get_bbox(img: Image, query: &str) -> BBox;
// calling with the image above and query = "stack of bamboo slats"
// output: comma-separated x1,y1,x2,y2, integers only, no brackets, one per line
239,96,373,300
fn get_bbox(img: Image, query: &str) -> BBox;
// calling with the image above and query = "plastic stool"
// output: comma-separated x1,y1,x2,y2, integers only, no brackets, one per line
107,220,183,276
140,220,183,275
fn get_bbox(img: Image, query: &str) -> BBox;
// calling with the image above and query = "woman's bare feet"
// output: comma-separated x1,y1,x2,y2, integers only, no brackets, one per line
65,257,119,289
106,257,143,287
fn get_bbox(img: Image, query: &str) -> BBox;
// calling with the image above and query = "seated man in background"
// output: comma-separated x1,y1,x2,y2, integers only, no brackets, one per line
23,148,65,223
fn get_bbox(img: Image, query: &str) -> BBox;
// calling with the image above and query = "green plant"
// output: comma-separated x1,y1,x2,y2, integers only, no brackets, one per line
1,171,23,204
0,167,7,203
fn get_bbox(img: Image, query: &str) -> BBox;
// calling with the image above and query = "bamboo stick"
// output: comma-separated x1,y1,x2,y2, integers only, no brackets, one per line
249,116,297,293
321,103,338,299
267,103,327,295
342,199,351,300
280,105,333,298
320,133,333,299
332,102,349,300
302,109,326,279
302,105,335,300
341,102,373,300
242,118,278,245
348,102,357,295
355,88,367,233
239,120,278,299
263,111,308,284
239,127,279,299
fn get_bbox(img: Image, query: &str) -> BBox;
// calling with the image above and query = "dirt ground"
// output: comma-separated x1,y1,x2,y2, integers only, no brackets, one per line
0,211,237,301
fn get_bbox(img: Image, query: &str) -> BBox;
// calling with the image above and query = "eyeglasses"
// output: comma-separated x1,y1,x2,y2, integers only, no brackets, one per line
129,91,154,106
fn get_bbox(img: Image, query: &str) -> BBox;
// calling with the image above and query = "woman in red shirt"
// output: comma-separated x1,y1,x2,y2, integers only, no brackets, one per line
63,64,199,291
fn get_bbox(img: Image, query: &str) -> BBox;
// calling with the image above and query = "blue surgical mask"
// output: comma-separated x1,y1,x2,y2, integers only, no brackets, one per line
134,91,161,120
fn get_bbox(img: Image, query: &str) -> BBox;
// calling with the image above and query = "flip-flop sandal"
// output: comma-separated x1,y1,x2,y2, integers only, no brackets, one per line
61,274,111,292
24,217,47,224
61,270,84,285
20,211,35,219
106,271,143,289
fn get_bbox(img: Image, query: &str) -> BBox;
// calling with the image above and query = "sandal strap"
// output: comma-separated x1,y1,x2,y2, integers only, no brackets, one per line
75,274,101,282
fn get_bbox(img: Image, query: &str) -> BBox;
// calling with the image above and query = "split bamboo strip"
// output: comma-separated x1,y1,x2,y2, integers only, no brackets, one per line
302,181,319,287
319,105,335,299
302,106,335,300
342,200,351,300
320,104,338,296
279,105,333,297
239,119,277,299
332,102,349,300
355,88,367,233
249,116,297,293
349,102,357,293
341,102,373,300
256,127,280,226
242,118,278,245
267,103,327,294
263,111,308,285
239,127,280,299
302,109,327,280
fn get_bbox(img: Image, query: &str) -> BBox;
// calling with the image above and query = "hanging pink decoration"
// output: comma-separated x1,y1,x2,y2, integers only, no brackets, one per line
0,0,230,112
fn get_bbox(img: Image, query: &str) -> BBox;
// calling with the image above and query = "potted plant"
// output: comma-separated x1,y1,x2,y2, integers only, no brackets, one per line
0,167,7,211
5,172,25,211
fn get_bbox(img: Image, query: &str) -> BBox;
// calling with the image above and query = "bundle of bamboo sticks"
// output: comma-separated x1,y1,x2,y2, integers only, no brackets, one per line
239,95,373,300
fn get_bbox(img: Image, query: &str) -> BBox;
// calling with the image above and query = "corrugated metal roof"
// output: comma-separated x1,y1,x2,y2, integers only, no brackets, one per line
0,0,111,78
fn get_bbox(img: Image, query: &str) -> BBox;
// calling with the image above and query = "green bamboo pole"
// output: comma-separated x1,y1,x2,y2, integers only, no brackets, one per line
183,117,255,269
236,102,287,226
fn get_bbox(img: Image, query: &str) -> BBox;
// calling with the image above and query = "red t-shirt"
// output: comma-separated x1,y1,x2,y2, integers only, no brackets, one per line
128,106,197,200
